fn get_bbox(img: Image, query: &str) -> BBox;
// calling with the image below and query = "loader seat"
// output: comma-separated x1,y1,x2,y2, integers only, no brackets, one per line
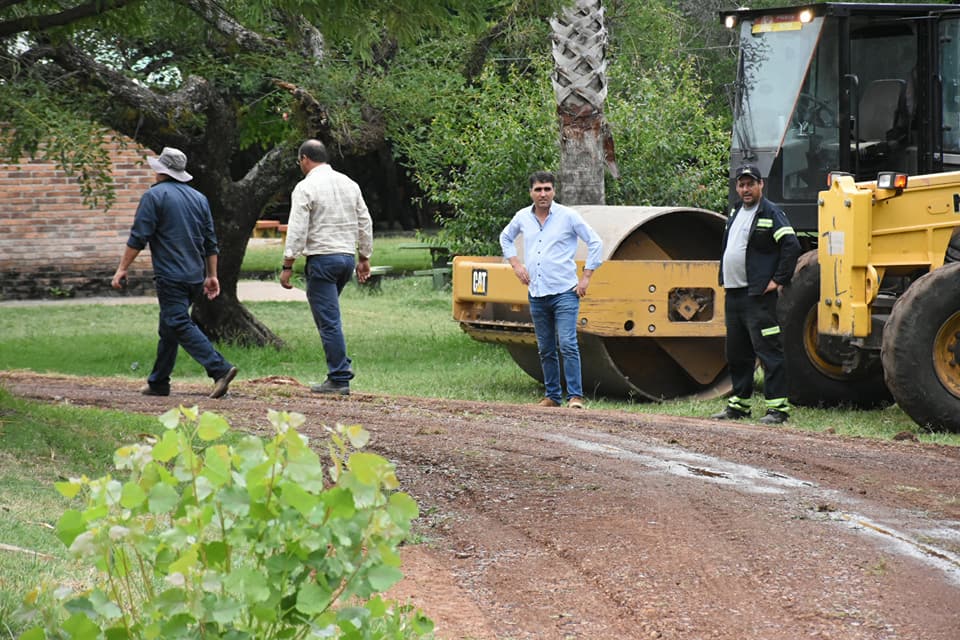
854,79,907,167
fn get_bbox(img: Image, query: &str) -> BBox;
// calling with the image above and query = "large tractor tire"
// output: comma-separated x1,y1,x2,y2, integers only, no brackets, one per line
778,250,892,408
881,263,960,432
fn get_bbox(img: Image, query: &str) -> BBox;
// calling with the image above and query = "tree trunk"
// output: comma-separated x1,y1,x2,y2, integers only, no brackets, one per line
550,0,610,205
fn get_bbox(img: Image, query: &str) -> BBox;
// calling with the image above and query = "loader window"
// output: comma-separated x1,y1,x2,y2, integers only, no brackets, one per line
941,18,960,155
782,20,840,201
732,17,824,153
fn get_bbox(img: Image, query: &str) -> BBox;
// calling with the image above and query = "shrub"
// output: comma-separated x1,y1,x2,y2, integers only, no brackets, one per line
18,406,432,640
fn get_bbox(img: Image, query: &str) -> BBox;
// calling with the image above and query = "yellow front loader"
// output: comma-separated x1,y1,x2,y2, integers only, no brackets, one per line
781,171,960,430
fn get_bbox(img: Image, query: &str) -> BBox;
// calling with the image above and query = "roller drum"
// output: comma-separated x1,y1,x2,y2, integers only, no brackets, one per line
505,206,731,401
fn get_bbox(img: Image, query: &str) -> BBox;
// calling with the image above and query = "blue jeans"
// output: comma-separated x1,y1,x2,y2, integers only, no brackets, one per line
306,254,355,384
148,278,233,391
528,289,583,402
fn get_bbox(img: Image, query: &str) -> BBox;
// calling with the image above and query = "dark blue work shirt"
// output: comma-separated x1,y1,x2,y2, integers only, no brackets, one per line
127,180,219,284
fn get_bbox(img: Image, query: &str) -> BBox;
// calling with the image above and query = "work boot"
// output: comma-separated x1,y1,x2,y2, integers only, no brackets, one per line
140,384,169,397
311,379,350,396
759,409,789,425
710,406,749,420
210,366,238,399
568,397,585,409
537,397,560,407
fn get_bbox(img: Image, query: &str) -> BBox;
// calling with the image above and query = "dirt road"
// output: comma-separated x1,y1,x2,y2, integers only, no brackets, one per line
3,370,959,639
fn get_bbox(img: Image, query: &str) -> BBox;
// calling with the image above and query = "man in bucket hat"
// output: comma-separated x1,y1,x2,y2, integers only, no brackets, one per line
111,147,238,398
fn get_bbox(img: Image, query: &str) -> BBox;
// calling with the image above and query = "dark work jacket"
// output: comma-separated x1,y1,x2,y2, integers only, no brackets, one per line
718,196,801,296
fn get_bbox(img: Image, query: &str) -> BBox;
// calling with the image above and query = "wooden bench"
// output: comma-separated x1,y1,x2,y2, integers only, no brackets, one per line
398,242,451,268
413,266,452,290
253,220,280,238
357,265,393,292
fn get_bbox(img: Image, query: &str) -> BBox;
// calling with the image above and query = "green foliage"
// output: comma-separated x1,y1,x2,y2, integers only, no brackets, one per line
0,92,121,210
390,56,558,255
17,406,431,640
605,58,729,213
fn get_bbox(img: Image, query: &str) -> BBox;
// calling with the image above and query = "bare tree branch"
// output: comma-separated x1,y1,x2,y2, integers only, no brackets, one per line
181,0,284,53
0,0,137,38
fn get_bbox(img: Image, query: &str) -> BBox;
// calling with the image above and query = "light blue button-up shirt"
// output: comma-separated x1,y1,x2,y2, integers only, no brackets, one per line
500,202,603,298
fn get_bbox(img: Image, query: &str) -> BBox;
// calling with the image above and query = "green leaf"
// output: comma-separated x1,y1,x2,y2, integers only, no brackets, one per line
201,540,228,568
387,492,419,523
318,487,356,522
347,452,388,486
158,408,181,430
55,509,85,547
344,424,370,449
280,481,319,516
152,429,180,462
224,567,271,603
18,628,45,640
218,485,250,517
180,405,199,422
168,544,198,575
202,444,231,487
198,411,229,441
295,581,332,616
55,479,82,499
120,480,147,509
209,596,245,624
366,565,403,591
148,482,180,514
62,612,101,640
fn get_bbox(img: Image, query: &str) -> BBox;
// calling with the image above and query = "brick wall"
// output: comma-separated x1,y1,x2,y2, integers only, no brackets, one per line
0,136,158,300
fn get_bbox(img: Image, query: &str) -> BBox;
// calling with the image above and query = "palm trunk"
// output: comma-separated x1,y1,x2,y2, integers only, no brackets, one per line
550,0,612,205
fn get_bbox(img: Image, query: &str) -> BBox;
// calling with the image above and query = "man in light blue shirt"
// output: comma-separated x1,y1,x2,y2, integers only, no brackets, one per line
500,171,603,408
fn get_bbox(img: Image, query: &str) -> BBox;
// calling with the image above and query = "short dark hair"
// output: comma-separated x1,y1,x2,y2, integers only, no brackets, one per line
529,170,555,188
299,139,329,163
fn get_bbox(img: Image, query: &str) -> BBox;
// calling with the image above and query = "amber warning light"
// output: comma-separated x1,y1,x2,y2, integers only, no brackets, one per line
876,172,908,190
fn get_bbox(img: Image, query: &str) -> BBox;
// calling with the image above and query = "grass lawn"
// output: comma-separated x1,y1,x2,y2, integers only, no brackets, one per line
241,234,439,275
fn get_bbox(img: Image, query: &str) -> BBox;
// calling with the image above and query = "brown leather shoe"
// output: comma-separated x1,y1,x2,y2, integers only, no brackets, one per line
568,397,585,409
537,397,560,407
210,366,238,399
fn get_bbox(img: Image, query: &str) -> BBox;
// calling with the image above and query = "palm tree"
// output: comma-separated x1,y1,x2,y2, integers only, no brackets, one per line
550,0,616,205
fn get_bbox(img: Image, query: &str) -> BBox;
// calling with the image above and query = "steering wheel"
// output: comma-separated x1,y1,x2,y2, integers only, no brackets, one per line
793,93,837,128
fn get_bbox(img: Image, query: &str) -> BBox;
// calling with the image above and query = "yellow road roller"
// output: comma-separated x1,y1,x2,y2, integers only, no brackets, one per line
452,206,730,401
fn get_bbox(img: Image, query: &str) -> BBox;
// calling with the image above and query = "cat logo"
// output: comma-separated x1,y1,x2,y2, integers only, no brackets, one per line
472,269,488,296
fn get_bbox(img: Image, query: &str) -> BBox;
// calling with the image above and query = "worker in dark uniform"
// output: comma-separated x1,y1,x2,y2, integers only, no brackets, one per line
712,164,801,424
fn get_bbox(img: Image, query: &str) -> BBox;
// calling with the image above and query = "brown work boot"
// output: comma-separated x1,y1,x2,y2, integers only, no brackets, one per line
537,397,560,407
568,397,585,409
210,366,238,399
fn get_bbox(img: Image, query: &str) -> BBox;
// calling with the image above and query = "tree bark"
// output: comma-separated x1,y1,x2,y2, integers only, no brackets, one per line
550,0,610,205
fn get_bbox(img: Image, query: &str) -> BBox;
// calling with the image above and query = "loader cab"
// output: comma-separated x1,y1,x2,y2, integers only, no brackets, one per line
721,3,960,235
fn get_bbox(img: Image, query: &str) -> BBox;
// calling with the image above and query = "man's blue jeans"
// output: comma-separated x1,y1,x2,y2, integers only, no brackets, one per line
306,253,355,384
148,278,233,392
528,289,583,402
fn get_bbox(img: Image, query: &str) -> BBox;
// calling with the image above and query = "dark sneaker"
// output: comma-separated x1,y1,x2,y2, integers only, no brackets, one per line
311,379,350,395
759,409,789,425
537,397,560,407
140,384,169,397
710,406,749,420
210,366,238,399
